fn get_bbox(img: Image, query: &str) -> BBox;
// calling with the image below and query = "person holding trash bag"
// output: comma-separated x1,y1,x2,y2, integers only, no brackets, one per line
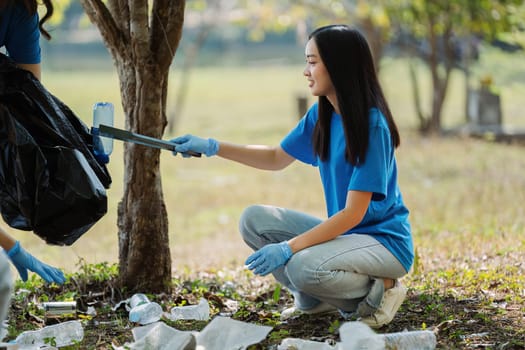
171,25,414,328
0,0,53,80
0,0,65,285
0,0,62,340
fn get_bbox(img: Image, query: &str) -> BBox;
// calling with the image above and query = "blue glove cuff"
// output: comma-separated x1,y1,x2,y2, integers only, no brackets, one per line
206,138,219,157
279,241,293,263
7,241,20,258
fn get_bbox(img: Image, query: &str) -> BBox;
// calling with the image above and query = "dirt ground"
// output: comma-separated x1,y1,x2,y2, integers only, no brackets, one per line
7,257,525,349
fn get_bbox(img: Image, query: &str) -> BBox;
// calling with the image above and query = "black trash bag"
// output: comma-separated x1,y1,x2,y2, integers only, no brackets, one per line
0,53,112,246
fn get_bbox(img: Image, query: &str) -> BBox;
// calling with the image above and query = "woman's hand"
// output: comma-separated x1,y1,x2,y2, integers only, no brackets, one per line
170,134,219,157
245,241,293,276
7,241,65,284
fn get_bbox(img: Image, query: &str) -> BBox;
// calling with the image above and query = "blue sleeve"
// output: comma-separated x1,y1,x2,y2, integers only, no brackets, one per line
5,5,41,64
348,111,392,201
280,103,318,166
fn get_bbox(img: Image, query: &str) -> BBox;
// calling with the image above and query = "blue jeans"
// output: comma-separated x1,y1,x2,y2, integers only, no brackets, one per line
239,204,407,313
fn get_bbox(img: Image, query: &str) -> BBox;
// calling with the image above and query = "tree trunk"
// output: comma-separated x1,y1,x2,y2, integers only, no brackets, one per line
408,57,427,131
429,70,451,134
80,0,185,293
431,25,454,135
116,62,171,292
421,18,453,135
359,17,385,73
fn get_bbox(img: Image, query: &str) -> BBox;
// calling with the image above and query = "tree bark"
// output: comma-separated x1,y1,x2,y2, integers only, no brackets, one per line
408,57,425,129
359,16,385,73
428,23,454,135
116,63,171,292
414,16,454,135
80,0,185,292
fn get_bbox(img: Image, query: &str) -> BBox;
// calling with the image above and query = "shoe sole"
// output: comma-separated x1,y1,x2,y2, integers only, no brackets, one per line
361,285,407,328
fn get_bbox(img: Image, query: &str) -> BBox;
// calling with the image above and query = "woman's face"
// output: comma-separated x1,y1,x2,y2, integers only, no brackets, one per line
303,38,335,100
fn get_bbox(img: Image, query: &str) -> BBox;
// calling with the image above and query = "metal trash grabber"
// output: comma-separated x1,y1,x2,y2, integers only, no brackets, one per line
98,124,201,157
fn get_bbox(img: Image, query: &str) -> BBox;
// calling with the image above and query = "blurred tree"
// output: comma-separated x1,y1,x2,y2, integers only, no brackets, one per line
385,0,525,134
45,0,73,25
168,0,239,133
79,0,186,292
168,0,394,131
346,1,391,72
239,0,392,71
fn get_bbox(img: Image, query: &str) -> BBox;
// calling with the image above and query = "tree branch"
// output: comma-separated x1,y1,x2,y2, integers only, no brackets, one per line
151,0,185,71
110,0,130,42
80,0,126,60
129,0,150,63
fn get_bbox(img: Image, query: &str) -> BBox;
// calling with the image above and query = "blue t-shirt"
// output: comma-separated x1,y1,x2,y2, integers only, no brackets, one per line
281,102,414,272
0,3,41,63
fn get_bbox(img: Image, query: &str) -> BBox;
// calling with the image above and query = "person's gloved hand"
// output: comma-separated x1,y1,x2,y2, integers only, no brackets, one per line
245,241,293,276
170,134,219,157
92,127,110,164
6,241,65,284
94,153,110,164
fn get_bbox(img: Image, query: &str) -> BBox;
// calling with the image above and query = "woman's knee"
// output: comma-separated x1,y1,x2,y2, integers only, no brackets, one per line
239,205,281,250
285,250,319,291
238,204,265,237
286,249,366,297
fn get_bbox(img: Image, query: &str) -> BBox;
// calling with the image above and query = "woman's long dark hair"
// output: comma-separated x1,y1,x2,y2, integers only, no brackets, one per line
310,25,400,165
0,0,54,40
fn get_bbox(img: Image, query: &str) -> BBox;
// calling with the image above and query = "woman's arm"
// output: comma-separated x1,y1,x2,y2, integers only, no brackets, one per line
0,228,16,251
217,142,295,171
288,190,372,253
0,226,65,284
171,135,295,170
17,63,41,81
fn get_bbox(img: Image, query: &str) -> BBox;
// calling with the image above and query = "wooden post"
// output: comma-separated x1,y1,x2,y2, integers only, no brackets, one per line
296,94,308,119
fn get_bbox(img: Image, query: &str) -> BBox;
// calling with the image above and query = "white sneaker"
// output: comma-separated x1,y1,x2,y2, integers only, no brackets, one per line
280,301,338,321
359,280,407,328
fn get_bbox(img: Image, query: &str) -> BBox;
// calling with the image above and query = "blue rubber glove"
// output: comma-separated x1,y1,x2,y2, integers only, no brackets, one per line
245,241,293,276
170,134,219,157
92,127,110,164
7,241,65,284
94,153,110,164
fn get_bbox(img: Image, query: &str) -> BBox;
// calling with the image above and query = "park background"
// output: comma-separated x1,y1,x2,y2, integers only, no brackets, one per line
3,1,525,347
9,1,524,280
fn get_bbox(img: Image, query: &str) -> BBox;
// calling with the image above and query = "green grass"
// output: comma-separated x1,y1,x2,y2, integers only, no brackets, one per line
11,49,525,279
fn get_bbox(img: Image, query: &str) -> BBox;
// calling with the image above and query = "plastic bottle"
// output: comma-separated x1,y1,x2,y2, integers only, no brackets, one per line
15,320,83,347
339,321,436,350
380,330,436,349
278,337,336,350
92,102,114,163
128,293,163,325
42,301,77,316
169,297,210,321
